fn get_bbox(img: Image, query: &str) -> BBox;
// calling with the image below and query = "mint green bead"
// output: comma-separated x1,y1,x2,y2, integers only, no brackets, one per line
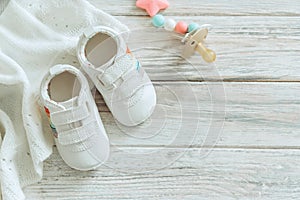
152,14,165,27
188,23,200,32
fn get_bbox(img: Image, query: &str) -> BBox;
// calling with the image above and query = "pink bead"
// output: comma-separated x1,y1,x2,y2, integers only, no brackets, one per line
175,21,188,34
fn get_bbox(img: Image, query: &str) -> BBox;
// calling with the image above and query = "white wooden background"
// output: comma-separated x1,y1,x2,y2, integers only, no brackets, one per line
25,0,300,199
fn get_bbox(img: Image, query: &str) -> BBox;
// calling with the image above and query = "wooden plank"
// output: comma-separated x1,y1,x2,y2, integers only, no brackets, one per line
93,82,300,148
24,148,300,199
105,16,300,81
89,0,300,16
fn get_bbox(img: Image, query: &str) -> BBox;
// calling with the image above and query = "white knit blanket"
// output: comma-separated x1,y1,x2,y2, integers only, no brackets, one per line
0,0,128,199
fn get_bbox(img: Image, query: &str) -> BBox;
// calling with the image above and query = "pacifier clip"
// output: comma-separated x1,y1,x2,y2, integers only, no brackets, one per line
136,0,216,63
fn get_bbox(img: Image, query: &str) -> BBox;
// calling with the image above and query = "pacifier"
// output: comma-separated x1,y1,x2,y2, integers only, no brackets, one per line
181,28,216,63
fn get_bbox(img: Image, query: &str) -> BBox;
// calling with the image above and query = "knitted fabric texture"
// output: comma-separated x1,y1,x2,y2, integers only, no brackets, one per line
0,0,128,199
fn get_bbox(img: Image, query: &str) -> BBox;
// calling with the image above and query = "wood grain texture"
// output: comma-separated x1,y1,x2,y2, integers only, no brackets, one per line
90,0,300,16
113,16,300,81
24,148,300,200
87,1,300,81
94,82,300,148
24,0,300,199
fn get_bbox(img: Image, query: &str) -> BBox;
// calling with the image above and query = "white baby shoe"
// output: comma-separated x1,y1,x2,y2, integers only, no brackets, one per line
77,26,156,126
40,65,109,171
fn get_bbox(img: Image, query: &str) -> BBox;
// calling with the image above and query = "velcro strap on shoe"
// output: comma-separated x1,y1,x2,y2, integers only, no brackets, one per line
68,136,99,152
114,67,151,99
100,54,136,86
50,103,89,126
57,121,98,146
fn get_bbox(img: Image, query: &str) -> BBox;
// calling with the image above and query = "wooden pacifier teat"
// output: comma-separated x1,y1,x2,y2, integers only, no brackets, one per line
182,28,216,63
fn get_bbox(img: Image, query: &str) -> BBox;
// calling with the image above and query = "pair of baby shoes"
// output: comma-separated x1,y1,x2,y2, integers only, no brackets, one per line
40,26,156,170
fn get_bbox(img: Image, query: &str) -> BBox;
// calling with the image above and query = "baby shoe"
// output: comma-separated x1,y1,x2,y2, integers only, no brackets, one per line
77,26,156,126
40,64,109,171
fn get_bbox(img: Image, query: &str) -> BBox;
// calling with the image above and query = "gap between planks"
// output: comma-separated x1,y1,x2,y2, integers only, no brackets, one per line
92,82,300,149
24,147,300,199
101,145,300,150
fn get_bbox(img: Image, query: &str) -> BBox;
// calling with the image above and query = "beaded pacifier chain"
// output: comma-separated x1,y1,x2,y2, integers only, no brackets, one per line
136,0,216,63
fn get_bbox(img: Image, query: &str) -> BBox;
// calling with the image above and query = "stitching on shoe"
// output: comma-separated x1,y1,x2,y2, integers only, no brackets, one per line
128,85,144,108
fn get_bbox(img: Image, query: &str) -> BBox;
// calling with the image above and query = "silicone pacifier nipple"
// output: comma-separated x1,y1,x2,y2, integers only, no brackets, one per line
196,43,216,63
